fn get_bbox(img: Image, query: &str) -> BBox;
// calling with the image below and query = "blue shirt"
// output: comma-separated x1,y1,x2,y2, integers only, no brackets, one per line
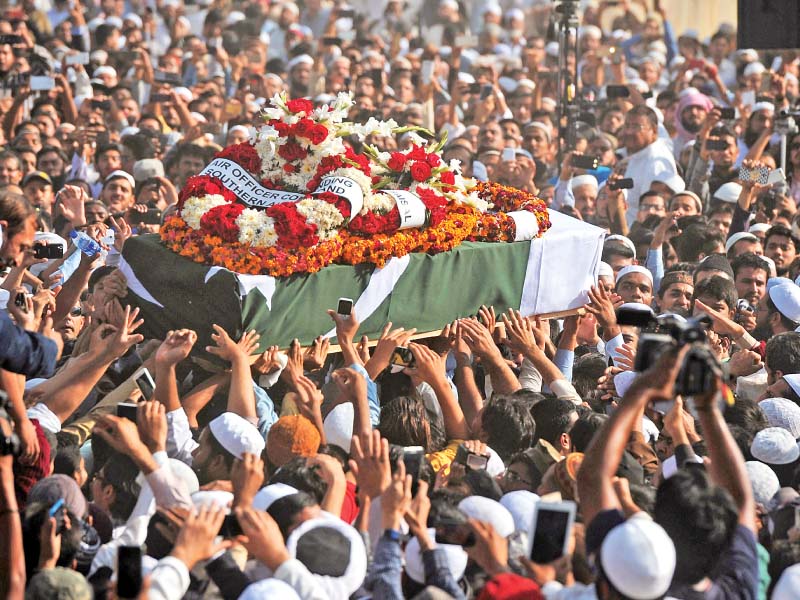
0,310,58,378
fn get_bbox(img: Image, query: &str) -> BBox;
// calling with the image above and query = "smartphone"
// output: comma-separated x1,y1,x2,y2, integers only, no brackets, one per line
91,99,111,111
528,501,577,564
65,52,90,66
454,33,477,47
606,85,630,99
117,402,138,422
33,243,64,259
114,50,139,63
322,36,342,46
741,90,756,108
402,446,424,493
571,155,599,170
454,443,489,470
29,76,55,91
117,546,143,599
705,138,728,151
502,147,516,162
608,177,634,190
719,107,736,120
479,84,493,100
14,291,26,308
0,34,23,46
49,498,66,534
337,8,355,18
467,82,481,94
389,346,416,372
153,69,180,84
133,367,156,401
336,297,353,316
138,209,163,225
421,60,434,85
150,93,171,103
739,165,770,185
219,514,243,537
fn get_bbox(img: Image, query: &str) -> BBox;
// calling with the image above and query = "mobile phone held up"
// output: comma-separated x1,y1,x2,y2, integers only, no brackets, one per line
117,546,143,599
133,366,156,401
389,346,416,373
528,501,577,564
739,164,770,185
33,243,64,259
336,297,353,317
571,155,599,170
454,443,489,471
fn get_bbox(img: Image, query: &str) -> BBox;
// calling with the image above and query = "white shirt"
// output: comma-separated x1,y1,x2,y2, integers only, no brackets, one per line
623,139,678,225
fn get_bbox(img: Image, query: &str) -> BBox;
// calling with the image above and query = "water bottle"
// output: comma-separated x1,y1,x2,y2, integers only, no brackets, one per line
69,230,101,257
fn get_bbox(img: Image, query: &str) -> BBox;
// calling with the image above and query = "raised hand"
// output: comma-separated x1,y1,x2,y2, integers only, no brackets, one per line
303,335,330,371
234,507,290,570
109,215,132,253
406,341,448,385
458,318,501,360
331,367,367,402
155,329,197,367
231,452,265,508
584,285,618,332
380,459,412,530
137,400,167,455
501,309,538,357
91,306,145,359
171,504,230,570
366,322,417,377
206,325,258,362
349,429,392,499
326,306,360,344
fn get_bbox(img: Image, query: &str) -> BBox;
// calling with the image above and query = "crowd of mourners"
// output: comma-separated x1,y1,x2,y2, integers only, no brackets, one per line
5,0,800,598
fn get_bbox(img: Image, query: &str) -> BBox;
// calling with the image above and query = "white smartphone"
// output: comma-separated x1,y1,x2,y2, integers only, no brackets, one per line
132,366,156,401
528,501,577,564
337,297,353,317
421,60,434,85
502,147,516,162
65,52,90,66
30,76,55,91
741,89,756,108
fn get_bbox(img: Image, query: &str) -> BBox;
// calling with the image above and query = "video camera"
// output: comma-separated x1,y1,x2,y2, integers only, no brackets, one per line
617,308,721,396
776,110,800,137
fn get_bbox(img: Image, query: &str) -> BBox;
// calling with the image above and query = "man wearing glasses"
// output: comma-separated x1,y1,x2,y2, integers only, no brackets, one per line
619,105,678,225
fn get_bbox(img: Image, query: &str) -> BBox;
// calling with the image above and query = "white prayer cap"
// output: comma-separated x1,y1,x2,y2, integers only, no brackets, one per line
104,170,136,189
773,563,800,600
240,579,300,600
483,2,501,16
579,25,602,40
768,282,800,323
785,374,800,399
458,496,515,538
598,261,614,278
123,13,143,28
525,121,551,142
749,222,772,234
653,173,685,193
485,446,505,477
744,62,766,77
252,483,298,511
208,412,265,460
714,182,742,204
605,234,637,259
281,2,300,16
541,97,557,110
616,265,653,286
498,76,518,93
226,10,246,25
191,490,234,511
104,16,123,29
752,101,775,114
93,65,117,79
545,41,560,57
500,490,539,534
457,72,476,84
762,255,777,277
751,427,800,464
405,529,468,583
571,174,598,190
506,8,525,22
600,517,676,600
725,231,758,253
287,54,314,70
736,49,759,62
90,50,108,65
745,461,780,506
760,398,800,439
517,78,536,92
671,190,703,213
323,403,354,453
767,277,793,293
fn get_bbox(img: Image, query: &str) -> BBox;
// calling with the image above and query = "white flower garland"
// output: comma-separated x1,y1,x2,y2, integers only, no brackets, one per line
181,194,229,229
236,208,278,247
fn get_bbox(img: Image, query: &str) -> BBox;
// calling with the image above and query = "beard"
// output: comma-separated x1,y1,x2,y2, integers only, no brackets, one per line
682,118,702,134
751,322,773,341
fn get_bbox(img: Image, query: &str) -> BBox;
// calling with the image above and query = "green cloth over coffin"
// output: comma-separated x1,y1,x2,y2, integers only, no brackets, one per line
119,210,605,364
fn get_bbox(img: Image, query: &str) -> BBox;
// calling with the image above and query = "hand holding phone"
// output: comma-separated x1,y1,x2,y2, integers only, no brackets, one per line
117,546,143,598
502,147,516,162
133,367,155,400
528,501,577,564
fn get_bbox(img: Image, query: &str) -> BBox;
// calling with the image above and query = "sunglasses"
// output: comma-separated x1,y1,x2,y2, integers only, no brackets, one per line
69,306,84,317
